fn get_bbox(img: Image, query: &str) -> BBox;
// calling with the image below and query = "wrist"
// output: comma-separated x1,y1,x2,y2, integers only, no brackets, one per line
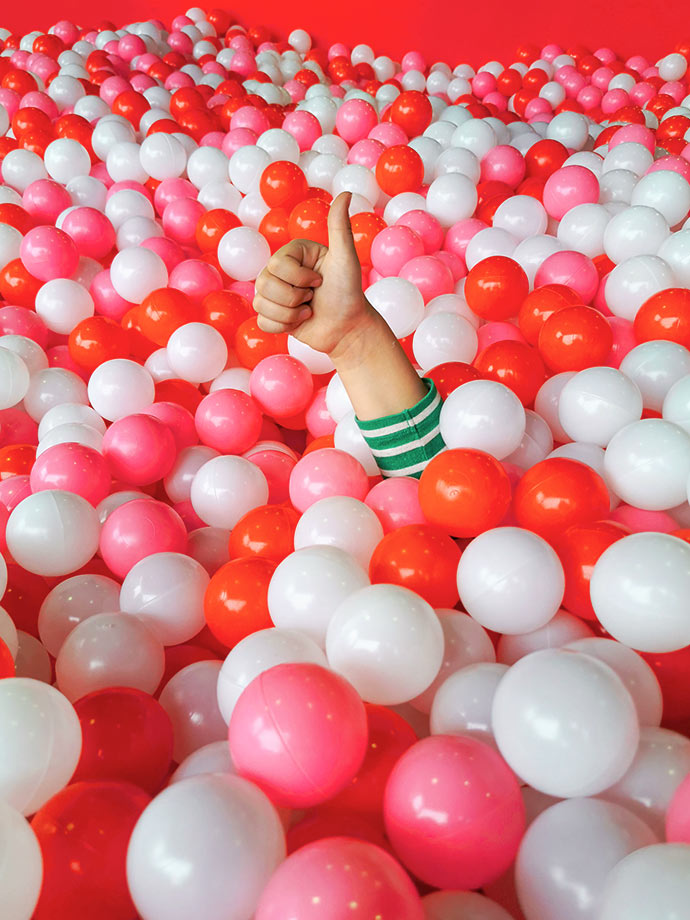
328,301,395,370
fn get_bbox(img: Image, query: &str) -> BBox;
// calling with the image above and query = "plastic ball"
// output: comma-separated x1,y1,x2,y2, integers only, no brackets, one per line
0,677,81,815
620,340,690,411
191,455,269,528
20,225,78,282
229,662,367,807
590,532,690,652
0,347,30,409
422,891,513,920
293,494,384,569
167,321,228,383
365,276,425,338
87,359,155,422
289,448,368,512
539,305,613,371
218,225,271,281
384,734,525,889
492,648,639,797
195,389,262,454
412,312,478,368
99,499,187,579
0,798,43,920
558,366,643,445
439,379,526,458
102,413,176,486
634,286,690,350
599,844,690,920
430,660,507,740
204,556,275,648
159,660,227,762
109,247,169,304
126,774,285,920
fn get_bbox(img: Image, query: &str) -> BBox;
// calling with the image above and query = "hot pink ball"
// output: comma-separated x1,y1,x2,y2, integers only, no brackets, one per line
0,475,32,512
365,476,426,534
169,259,222,301
282,110,322,151
371,226,425,277
472,71,497,99
607,316,637,367
20,225,79,281
102,414,177,486
436,250,467,281
578,86,603,110
248,447,297,505
399,255,454,302
194,389,263,454
368,123,408,147
0,407,38,447
90,271,134,322
647,156,690,181
477,321,529,351
402,50,425,72
21,90,58,115
250,355,314,419
0,89,19,120
23,180,71,223
153,178,196,216
525,98,553,120
397,209,444,254
305,387,336,438
255,838,424,920
609,505,678,534
602,89,630,114
535,250,600,303
347,138,385,169
30,442,111,506
162,197,205,246
61,207,117,260
99,498,187,579
543,165,600,220
283,79,307,103
384,734,526,890
480,145,526,188
0,306,49,348
118,33,146,62
229,663,368,808
47,345,89,382
143,401,198,451
667,773,690,843
336,99,379,144
289,448,369,512
141,237,185,273
230,105,270,134
221,128,258,157
444,218,488,259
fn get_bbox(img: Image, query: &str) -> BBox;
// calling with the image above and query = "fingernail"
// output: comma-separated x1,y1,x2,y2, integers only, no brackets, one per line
298,307,312,321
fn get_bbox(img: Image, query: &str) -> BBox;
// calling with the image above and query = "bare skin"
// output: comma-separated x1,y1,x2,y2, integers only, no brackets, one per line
253,191,427,421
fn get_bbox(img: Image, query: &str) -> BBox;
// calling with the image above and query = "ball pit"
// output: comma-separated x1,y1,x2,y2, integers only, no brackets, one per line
0,7,690,919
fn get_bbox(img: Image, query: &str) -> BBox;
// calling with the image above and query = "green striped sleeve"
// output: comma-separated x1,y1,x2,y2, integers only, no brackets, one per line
355,378,445,479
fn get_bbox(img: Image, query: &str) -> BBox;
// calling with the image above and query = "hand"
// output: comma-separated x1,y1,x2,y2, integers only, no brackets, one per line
253,191,378,358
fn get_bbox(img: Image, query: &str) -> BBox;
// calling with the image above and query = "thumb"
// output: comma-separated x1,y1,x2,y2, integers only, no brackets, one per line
327,191,358,261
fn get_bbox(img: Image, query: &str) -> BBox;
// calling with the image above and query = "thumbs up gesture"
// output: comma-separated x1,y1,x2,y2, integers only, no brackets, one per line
253,191,376,359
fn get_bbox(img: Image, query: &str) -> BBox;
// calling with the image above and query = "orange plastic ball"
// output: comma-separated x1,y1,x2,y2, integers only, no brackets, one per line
0,257,42,307
350,211,387,267
554,520,629,621
68,316,130,372
517,283,582,344
633,288,690,350
0,638,15,678
288,197,330,245
202,290,253,345
154,379,203,414
259,207,291,253
538,305,613,371
418,448,512,538
0,444,36,479
375,145,425,196
464,256,530,321
426,361,482,399
260,160,309,211
228,504,300,564
369,523,462,608
139,288,199,347
234,316,288,369
390,91,433,137
513,457,611,542
204,557,276,649
474,340,547,406
195,208,241,253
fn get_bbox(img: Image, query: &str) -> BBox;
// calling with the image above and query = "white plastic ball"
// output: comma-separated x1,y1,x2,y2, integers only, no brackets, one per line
365,277,425,338
620,340,690,411
187,147,229,189
663,373,690,433
425,173,479,227
293,495,383,569
505,408,555,469
44,138,91,184
166,322,228,384
87,358,155,421
557,366,643,446
1,149,48,193
257,128,300,164
35,278,94,334
105,188,154,230
109,247,168,303
599,844,690,920
38,573,121,657
159,660,226,762
217,226,271,282
603,205,670,264
496,609,594,665
23,367,88,423
0,348,30,410
658,229,690,286
326,583,444,705
170,740,234,784
493,195,548,241
412,312,478,368
605,254,676,320
0,798,43,919
546,112,590,150
631,169,690,226
138,133,188,180
440,379,526,458
429,661,507,742
190,455,269,529
465,227,518,269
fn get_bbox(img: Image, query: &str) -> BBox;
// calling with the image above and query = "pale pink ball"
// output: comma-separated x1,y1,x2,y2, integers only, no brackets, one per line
371,226,425,277
91,270,134,322
480,146,526,188
444,219,488,260
62,207,116,260
194,389,263,454
399,255,454,302
169,260,222,301
365,476,426,534
535,250,600,303
143,402,198,451
231,106,270,134
250,355,314,419
542,165,599,220
609,505,678,533
141,237,185,273
20,226,79,281
23,180,71,224
348,139,385,169
609,124,656,152
397,210,444,254
100,499,187,579
222,128,258,156
305,387,336,438
289,448,369,512
477,321,528,351
282,110,322,151
368,123,409,147
162,197,205,246
336,99,379,144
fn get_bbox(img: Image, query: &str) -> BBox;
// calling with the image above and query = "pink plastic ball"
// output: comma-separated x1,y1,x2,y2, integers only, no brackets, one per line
606,316,637,368
477,321,529,351
347,139,385,169
472,71,497,99
402,50,426,72
0,475,31,512
0,407,38,447
336,99,379,144
543,165,600,220
162,198,205,246
169,259,222,301
61,207,117,260
578,86,603,110
23,180,71,223
371,226,425,277
20,226,79,281
444,219,488,259
667,773,690,843
399,255,454,302
141,237,185,273
247,447,296,505
534,250,599,303
231,106,270,134
194,389,263,454
436,250,467,281
609,505,678,533
30,442,111,506
143,402,198,451
305,388,336,439
255,838,424,920
368,123,408,147
99,498,187,579
283,80,307,103
250,355,314,419
0,89,19,120
647,156,690,181
396,210,444,254
365,476,426,534
480,146,526,188
153,178,196,216
602,89,630,114
229,663,368,808
102,414,177,486
0,306,49,348
384,734,526,889
90,271,134,322
289,448,369,512
282,110,322,152
221,128,258,157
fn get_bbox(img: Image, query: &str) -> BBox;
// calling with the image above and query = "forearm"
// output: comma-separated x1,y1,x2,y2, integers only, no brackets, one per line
329,300,428,421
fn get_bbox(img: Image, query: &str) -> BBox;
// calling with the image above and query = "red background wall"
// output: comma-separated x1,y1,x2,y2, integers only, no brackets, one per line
2,0,685,67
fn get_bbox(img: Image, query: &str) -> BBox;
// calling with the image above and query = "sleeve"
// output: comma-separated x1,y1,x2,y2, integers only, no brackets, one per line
355,378,446,479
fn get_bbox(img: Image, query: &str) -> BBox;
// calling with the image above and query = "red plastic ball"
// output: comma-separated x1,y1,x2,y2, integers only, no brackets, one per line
633,288,690,349
139,287,199,346
351,211,387,267
513,457,611,542
68,316,130,371
204,556,276,648
419,448,512,538
235,316,288,369
554,521,629,621
288,197,330,245
195,208,241,253
375,145,425,196
474,340,547,406
260,160,309,210
538,305,613,371
517,283,582,344
426,361,482,399
464,256,530,321
390,90,433,137
525,139,570,178
228,503,301,563
369,523,462,608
